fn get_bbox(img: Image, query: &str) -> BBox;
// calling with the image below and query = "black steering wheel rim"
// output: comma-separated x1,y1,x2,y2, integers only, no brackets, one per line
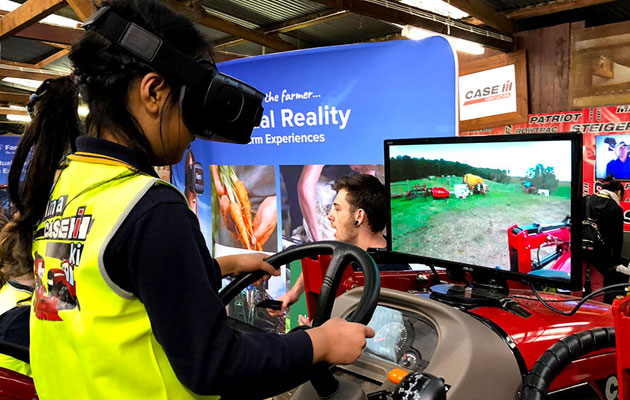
219,241,380,325
219,241,381,398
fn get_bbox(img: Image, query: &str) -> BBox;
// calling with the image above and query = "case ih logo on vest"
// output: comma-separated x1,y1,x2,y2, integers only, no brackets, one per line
44,205,93,241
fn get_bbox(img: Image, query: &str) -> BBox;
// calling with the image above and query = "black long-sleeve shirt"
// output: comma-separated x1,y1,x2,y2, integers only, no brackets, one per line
585,192,624,268
76,137,313,398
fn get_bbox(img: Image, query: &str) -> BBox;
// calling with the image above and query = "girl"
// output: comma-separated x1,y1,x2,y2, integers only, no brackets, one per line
582,176,626,304
8,1,373,398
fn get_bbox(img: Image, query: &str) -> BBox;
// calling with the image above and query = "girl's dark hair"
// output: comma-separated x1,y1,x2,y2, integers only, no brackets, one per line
602,175,625,197
8,0,211,256
0,219,33,286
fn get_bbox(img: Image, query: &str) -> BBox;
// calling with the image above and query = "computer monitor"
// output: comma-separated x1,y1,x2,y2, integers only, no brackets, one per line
384,133,582,291
595,134,630,180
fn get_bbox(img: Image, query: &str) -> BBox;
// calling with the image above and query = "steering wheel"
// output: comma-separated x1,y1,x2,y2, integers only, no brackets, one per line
219,241,381,398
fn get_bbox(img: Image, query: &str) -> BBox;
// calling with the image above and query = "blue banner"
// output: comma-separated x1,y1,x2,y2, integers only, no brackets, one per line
201,37,458,166
170,38,458,330
0,136,21,220
0,136,20,186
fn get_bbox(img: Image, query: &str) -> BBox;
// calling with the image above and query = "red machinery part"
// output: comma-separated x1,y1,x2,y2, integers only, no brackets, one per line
300,255,447,319
507,223,571,274
471,292,616,394
431,187,450,199
0,367,37,399
614,295,630,400
301,255,617,398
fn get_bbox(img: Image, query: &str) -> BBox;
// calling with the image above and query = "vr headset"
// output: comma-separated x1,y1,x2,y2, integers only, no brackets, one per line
83,6,264,144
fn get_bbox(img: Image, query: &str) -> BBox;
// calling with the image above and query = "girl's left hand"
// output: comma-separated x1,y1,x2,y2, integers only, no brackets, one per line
217,253,279,285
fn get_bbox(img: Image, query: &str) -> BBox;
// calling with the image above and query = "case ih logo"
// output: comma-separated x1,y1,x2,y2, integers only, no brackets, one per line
463,80,513,106
44,206,93,241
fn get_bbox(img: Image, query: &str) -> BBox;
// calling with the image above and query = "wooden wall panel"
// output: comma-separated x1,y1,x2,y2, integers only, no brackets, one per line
569,21,630,108
514,23,572,114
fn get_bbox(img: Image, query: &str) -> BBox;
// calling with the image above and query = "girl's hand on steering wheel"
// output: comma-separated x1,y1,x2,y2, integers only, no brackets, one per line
306,318,375,365
217,253,279,285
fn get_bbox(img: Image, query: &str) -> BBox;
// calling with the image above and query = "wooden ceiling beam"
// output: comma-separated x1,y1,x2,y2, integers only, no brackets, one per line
444,0,519,33
35,49,71,68
0,50,68,69
0,63,67,81
0,107,28,116
167,2,296,52
268,10,350,34
309,0,513,51
0,92,31,105
0,0,66,41
0,11,82,46
42,41,73,50
505,0,616,20
17,23,82,45
65,0,96,22
0,60,36,69
197,12,296,52
214,9,348,49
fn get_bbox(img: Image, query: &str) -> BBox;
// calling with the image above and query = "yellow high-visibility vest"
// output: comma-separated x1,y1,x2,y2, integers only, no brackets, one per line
0,282,32,376
31,152,218,399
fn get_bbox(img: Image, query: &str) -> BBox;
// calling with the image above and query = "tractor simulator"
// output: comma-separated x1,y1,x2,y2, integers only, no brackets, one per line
0,133,627,400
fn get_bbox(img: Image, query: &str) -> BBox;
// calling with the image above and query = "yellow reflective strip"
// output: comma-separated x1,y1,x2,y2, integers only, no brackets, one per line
0,354,31,377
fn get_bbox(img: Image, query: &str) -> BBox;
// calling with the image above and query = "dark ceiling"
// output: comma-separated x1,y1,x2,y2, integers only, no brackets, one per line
0,0,627,130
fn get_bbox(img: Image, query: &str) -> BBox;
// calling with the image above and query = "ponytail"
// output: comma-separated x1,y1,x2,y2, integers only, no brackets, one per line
8,76,80,252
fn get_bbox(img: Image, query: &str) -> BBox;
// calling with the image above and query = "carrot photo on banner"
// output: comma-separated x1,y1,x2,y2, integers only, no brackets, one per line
210,165,278,254
210,165,283,333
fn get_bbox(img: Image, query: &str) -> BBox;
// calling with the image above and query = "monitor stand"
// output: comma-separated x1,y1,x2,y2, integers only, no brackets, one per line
429,269,531,318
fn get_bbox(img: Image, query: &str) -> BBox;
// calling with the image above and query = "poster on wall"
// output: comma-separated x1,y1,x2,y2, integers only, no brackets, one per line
458,50,528,132
171,38,458,331
0,136,20,219
461,104,630,229
459,64,516,120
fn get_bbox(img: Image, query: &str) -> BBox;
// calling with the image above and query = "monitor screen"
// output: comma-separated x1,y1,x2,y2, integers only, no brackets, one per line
385,133,582,290
595,134,630,180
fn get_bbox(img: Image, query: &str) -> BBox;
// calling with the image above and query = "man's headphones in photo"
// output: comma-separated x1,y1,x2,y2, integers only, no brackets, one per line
83,6,265,144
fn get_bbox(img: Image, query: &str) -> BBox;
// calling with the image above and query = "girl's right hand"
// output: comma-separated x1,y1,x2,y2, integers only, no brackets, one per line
306,318,375,365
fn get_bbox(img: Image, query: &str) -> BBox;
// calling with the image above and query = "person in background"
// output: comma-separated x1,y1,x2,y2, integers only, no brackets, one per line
605,141,630,179
582,176,627,303
8,1,373,398
0,216,33,376
271,174,406,318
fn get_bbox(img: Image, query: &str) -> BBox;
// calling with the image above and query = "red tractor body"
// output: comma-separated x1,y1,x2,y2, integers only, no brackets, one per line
301,255,618,399
507,221,572,275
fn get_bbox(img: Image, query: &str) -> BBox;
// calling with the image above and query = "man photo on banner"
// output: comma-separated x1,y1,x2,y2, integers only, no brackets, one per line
605,140,630,179
269,174,409,322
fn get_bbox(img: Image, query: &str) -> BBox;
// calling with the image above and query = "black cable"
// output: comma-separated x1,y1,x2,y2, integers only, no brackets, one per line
512,295,575,303
527,282,630,316
429,263,442,285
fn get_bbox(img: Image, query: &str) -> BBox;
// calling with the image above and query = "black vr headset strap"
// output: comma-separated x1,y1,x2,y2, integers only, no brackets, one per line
83,6,212,87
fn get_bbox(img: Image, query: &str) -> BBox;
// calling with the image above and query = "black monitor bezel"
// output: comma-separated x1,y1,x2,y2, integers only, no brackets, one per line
384,132,583,291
